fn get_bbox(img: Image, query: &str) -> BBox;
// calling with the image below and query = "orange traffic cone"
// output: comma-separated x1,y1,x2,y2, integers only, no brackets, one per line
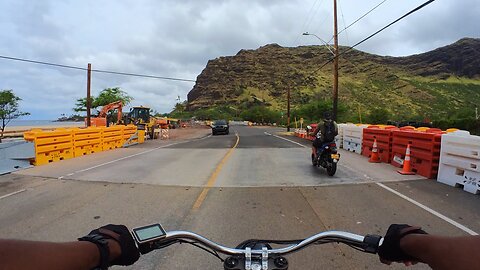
369,139,381,163
398,144,415,175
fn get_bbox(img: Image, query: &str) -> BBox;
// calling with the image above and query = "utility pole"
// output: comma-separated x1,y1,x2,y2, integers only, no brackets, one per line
358,104,362,123
332,0,339,121
86,63,92,127
287,88,291,131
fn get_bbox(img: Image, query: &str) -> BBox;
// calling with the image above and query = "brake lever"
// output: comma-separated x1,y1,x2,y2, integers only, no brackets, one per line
138,239,176,254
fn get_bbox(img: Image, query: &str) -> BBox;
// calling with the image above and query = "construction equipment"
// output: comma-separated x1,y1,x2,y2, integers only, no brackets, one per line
124,106,158,139
87,101,123,127
156,117,179,129
156,117,169,129
86,102,158,139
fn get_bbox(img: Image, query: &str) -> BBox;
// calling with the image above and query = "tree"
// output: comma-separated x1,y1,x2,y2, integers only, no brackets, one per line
0,90,30,142
239,106,280,123
73,87,133,112
173,101,187,112
169,101,194,119
367,107,391,124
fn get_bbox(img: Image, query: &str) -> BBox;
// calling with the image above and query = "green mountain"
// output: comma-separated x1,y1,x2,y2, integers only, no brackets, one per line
186,38,480,123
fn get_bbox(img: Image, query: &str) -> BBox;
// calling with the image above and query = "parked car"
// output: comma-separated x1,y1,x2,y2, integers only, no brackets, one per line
212,120,229,135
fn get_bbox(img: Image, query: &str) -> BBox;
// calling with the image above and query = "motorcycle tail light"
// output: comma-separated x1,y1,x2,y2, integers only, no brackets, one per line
329,143,336,147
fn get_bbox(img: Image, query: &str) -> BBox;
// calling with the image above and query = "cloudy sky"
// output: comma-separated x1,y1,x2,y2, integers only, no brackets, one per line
0,0,478,119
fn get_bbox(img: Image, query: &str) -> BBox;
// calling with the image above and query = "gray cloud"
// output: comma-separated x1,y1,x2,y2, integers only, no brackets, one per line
0,0,478,119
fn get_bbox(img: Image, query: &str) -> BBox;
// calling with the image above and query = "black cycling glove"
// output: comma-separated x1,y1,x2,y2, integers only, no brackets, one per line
378,224,427,262
88,224,140,266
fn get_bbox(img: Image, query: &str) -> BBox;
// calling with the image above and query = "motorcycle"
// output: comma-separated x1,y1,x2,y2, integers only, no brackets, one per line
311,139,340,176
132,223,383,270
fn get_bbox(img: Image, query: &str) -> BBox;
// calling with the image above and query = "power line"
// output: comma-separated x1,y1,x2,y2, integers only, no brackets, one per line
313,0,436,73
0,55,196,82
91,69,196,82
327,0,390,44
0,55,86,71
337,0,350,46
292,0,327,46
304,0,327,33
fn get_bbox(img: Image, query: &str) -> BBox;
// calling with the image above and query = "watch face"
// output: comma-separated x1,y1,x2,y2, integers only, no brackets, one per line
133,224,166,243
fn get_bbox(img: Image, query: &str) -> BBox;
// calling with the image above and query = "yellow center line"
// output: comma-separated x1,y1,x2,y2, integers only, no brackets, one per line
192,132,240,210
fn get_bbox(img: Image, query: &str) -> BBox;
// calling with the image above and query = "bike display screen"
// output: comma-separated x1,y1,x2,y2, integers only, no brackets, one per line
133,224,166,242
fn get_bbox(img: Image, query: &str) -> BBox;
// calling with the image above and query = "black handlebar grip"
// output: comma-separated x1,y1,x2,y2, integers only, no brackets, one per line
138,242,157,255
363,234,383,254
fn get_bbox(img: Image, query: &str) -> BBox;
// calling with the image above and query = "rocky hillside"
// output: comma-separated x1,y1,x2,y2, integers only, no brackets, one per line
187,38,480,120
382,38,480,78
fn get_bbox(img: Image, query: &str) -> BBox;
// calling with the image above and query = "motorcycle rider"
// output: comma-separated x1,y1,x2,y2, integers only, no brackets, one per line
312,111,338,161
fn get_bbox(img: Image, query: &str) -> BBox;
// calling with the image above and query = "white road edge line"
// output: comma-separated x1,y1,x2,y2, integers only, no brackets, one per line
376,182,478,236
62,134,213,177
73,144,177,174
270,133,308,148
0,189,26,200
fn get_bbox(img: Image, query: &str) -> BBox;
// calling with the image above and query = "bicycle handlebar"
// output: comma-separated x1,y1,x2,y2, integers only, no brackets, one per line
157,230,383,255
132,226,384,269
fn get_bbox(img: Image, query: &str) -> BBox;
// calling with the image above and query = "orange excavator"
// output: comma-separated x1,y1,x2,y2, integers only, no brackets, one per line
86,101,123,127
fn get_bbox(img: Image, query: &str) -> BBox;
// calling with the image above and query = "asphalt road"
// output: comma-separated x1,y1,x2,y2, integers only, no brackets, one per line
1,125,479,270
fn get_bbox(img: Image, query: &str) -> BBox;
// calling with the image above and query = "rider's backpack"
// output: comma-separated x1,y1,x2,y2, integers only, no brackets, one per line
323,120,336,142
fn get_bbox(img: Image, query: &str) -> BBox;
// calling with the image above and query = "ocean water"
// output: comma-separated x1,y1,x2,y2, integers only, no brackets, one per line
7,119,83,127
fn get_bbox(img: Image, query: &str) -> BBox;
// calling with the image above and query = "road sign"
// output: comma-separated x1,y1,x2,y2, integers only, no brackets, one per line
300,118,304,124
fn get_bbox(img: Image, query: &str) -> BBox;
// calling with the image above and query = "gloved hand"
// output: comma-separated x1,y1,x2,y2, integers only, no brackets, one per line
378,224,427,263
88,224,140,266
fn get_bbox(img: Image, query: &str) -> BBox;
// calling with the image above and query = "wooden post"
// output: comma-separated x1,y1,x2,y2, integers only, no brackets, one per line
358,104,362,123
333,0,339,121
86,63,92,127
287,88,291,131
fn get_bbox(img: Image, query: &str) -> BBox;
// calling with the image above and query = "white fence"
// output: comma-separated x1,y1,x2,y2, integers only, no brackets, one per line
437,131,480,194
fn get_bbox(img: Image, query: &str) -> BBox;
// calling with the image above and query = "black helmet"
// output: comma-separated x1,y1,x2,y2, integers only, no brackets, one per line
323,111,333,120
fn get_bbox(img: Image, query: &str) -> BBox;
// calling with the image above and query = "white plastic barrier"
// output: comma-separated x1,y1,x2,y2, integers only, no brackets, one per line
342,124,367,154
437,130,480,194
335,123,346,149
